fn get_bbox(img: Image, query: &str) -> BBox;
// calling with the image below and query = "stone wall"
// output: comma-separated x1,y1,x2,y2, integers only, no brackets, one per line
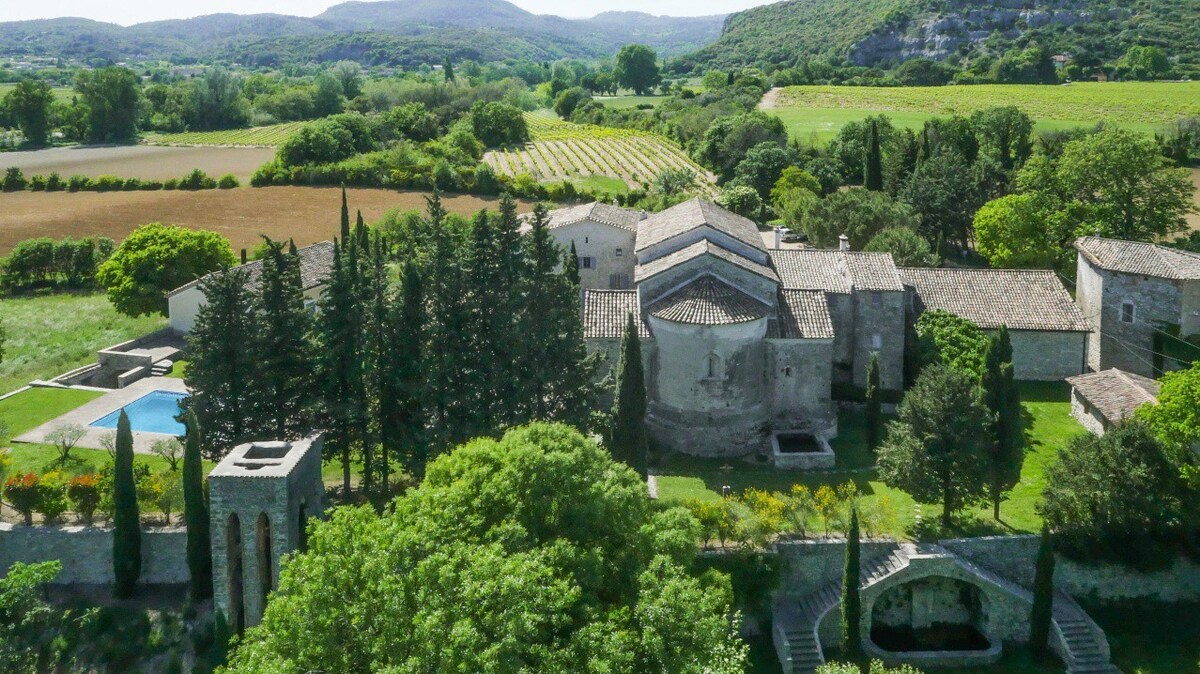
550,221,637,291
775,539,899,598
766,338,835,428
940,535,1200,602
0,523,188,585
1004,329,1088,381
1069,388,1107,436
850,290,906,390
1077,254,1183,377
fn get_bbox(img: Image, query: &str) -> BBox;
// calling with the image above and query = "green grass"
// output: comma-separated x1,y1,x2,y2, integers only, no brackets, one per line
655,382,1085,540
165,359,189,380
596,94,671,110
769,81,1200,144
143,121,310,147
0,83,75,103
573,174,630,194
1088,601,1200,674
0,386,103,438
0,291,166,396
3,443,204,477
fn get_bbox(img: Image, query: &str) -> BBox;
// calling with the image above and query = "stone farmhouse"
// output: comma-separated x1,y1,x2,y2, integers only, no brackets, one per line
1066,368,1159,436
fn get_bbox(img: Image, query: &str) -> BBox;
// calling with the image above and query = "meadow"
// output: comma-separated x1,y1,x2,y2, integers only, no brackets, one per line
485,112,714,192
143,121,310,147
1,144,274,181
766,81,1200,144
0,83,75,102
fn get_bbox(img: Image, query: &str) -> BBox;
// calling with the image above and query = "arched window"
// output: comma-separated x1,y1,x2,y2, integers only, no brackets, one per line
256,513,273,611
706,353,722,380
226,513,245,635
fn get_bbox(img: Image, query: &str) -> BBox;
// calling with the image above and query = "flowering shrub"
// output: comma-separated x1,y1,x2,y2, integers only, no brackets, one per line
67,473,102,525
4,473,41,525
35,471,70,523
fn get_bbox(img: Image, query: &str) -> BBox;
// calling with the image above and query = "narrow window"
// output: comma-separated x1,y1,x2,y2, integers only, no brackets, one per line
580,257,594,269
706,353,721,379
783,366,793,377
1121,301,1135,324
615,248,624,257
871,334,883,349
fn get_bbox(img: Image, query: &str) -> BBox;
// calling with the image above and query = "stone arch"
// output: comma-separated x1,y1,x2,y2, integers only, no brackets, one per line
256,512,273,611
226,513,245,635
868,575,990,653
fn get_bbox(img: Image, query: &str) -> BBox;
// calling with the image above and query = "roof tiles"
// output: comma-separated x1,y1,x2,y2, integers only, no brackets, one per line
1074,236,1200,280
648,276,770,325
901,267,1091,332
1066,368,1159,424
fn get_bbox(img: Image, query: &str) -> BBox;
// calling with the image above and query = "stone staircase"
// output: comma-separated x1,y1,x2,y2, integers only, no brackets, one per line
149,359,174,377
1053,591,1120,674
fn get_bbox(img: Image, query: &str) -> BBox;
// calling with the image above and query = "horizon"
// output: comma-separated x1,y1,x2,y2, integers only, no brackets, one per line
0,0,766,25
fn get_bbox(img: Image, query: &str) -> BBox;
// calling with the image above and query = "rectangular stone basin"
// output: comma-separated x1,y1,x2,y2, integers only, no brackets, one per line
771,431,835,470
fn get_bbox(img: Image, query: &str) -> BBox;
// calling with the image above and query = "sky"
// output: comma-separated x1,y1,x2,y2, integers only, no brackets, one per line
0,0,768,25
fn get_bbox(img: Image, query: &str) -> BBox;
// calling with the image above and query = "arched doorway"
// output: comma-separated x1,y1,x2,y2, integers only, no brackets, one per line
256,513,273,611
870,576,989,653
226,513,245,634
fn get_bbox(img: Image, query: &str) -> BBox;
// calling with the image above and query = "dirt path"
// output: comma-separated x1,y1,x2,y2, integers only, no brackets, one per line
758,87,783,110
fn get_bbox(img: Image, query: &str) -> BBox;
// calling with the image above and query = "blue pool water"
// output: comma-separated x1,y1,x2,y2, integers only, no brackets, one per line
90,390,188,435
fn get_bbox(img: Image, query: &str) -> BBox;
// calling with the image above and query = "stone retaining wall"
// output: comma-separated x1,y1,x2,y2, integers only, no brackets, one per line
0,522,189,585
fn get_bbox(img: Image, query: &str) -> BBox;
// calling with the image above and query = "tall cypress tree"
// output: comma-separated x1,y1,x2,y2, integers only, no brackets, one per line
186,267,259,455
253,237,315,439
340,186,350,241
865,353,882,450
379,260,426,479
463,210,501,436
610,313,647,476
1030,525,1056,655
841,508,862,659
565,241,581,287
318,240,364,496
443,55,456,83
864,120,883,191
422,192,472,452
183,409,212,601
112,409,141,599
355,210,369,252
492,193,528,426
983,325,1023,520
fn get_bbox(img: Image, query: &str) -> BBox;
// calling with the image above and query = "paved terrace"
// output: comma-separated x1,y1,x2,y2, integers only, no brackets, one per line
16,377,189,455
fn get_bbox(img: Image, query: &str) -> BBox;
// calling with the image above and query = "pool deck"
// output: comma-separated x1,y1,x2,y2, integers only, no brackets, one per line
15,377,189,454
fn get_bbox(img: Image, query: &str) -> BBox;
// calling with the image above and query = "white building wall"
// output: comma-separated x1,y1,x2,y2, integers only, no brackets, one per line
168,286,206,334
550,221,637,290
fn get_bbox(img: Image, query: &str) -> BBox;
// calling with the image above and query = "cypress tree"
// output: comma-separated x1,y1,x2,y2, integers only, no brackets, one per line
841,508,862,659
1030,525,1056,655
864,119,883,191
463,210,501,436
443,55,456,83
379,260,426,479
253,237,315,439
865,353,883,449
183,409,212,601
112,409,141,598
318,240,364,496
610,313,647,476
186,266,259,454
340,185,350,241
363,232,391,503
355,210,369,252
422,191,472,451
208,611,231,669
917,126,932,166
565,241,581,287
983,325,1022,520
492,193,528,426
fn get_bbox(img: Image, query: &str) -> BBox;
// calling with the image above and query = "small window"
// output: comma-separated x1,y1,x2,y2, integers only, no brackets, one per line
871,334,882,349
585,236,590,244
615,248,624,257
1120,301,1135,324
579,256,595,270
783,366,793,377
706,353,722,379
871,292,882,308
609,273,630,289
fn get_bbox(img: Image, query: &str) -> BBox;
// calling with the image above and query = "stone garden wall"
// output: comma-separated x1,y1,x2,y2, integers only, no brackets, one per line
0,522,188,585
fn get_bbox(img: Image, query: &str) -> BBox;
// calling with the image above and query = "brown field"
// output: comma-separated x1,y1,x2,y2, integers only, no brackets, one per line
0,144,275,181
0,187,532,254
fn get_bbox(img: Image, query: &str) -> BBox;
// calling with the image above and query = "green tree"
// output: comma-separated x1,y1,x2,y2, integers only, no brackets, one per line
914,310,990,381
973,193,1067,270
96,223,236,317
614,44,662,95
903,149,979,248
1119,45,1171,80
553,87,592,120
734,142,797,199
864,120,883,191
982,326,1022,520
225,423,747,674
443,56,456,83
75,67,141,142
877,366,993,529
470,101,528,147
183,409,212,601
0,560,65,671
312,74,346,117
185,267,260,454
1137,360,1200,454
698,111,788,182
971,106,1033,172
805,189,919,250
864,227,936,267
716,185,762,220
610,313,648,477
318,241,366,496
188,68,251,131
865,353,883,449
3,80,55,146
841,508,862,659
1029,525,1055,655
252,238,315,439
112,410,141,599
380,261,426,478
818,663,922,674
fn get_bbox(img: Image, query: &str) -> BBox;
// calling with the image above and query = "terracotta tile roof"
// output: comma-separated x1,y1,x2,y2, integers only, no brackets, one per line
634,239,780,284
542,202,645,232
901,267,1091,332
769,289,835,339
648,276,770,325
769,249,903,293
635,198,767,253
1067,368,1159,424
1074,236,1200,280
169,240,335,297
582,290,651,339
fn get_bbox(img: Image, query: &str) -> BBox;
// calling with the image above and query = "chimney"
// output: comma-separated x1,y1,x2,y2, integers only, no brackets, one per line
774,227,783,250
838,234,850,252
240,248,247,264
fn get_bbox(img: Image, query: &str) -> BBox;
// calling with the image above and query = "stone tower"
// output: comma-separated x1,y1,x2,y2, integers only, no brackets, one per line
208,435,325,632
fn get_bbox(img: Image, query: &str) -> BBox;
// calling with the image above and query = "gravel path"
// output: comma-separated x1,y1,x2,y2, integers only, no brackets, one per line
758,87,783,110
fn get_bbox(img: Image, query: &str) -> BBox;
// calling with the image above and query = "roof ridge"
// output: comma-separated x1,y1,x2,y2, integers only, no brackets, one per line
1114,369,1159,404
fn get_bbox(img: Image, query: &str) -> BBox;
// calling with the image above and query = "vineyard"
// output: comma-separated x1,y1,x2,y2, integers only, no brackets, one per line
143,121,310,147
484,114,714,192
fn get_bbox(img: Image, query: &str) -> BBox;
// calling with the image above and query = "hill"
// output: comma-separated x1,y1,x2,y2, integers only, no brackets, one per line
0,0,726,65
682,0,1200,77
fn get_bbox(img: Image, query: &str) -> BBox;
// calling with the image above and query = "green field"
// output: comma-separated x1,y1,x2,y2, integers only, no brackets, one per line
0,292,166,395
595,94,671,110
143,121,309,147
0,83,75,103
655,382,1085,540
768,81,1200,144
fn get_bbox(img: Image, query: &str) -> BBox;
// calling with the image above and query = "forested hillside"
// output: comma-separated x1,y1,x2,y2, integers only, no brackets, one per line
679,0,1200,79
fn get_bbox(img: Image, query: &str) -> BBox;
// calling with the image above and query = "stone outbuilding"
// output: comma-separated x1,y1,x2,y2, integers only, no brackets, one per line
1066,368,1159,436
900,268,1092,381
1074,236,1200,378
538,201,645,289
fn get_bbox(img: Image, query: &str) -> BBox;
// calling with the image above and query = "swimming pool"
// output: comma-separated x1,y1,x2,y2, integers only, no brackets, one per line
90,390,188,435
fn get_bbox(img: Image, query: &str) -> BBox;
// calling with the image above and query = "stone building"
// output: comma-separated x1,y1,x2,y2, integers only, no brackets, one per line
1066,368,1159,436
540,201,645,289
1074,236,1200,378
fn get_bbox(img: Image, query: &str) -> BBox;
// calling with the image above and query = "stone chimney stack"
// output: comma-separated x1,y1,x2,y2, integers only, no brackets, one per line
774,227,783,250
839,234,850,251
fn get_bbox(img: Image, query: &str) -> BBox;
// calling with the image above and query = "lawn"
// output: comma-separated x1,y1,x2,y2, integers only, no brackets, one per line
0,386,103,437
574,174,630,194
655,381,1085,540
0,291,166,395
1088,601,1200,674
596,94,671,110
768,81,1200,145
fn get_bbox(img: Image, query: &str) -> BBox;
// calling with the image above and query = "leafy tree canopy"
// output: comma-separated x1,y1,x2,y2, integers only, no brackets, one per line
914,310,990,381
864,226,936,267
470,100,529,147
805,188,919,250
96,223,236,317
1137,361,1200,455
614,44,662,96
